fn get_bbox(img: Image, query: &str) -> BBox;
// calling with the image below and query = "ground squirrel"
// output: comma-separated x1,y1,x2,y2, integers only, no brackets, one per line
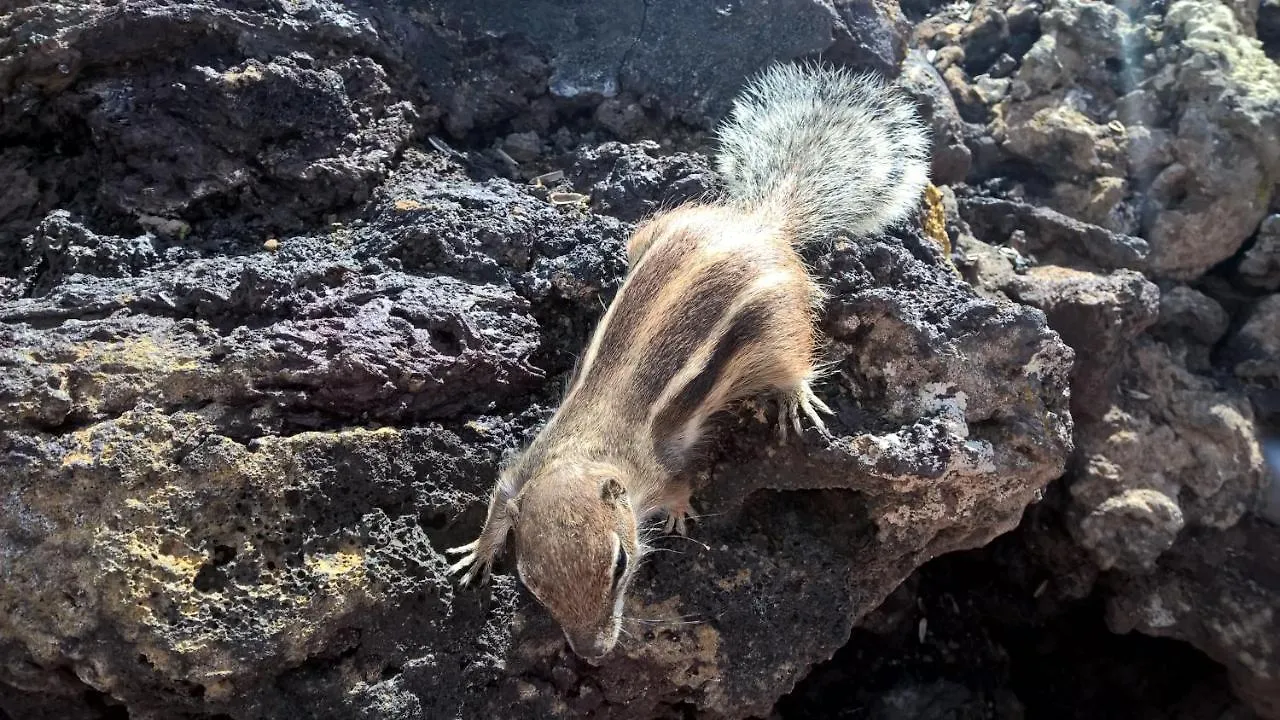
447,62,931,661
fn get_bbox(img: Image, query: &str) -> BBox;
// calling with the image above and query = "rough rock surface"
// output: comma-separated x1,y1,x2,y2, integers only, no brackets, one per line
0,2,1082,715
956,194,1151,272
780,511,1265,720
0,0,910,252
926,27,1278,701
3,0,1280,718
1227,293,1280,428
0,156,1074,719
899,50,974,185
1069,338,1266,574
1000,266,1160,421
1238,216,1280,292
1106,518,1280,720
923,0,1280,714
1228,294,1280,391
955,0,1280,280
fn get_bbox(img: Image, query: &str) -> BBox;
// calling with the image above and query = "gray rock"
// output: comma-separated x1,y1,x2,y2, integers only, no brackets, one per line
899,51,974,185
960,0,1011,74
992,0,1280,279
1106,518,1280,720
1068,339,1266,574
503,131,543,163
1155,284,1232,372
593,98,649,140
0,135,1075,719
0,0,909,253
1123,125,1177,181
943,65,993,123
566,142,719,223
1000,91,1128,180
1226,294,1280,389
1238,215,1280,292
1142,0,1280,279
0,4,419,247
1007,0,1136,102
1002,267,1160,421
1158,285,1231,346
988,52,1018,78
1050,176,1139,235
957,195,1151,271
17,210,160,296
434,0,909,128
973,74,1012,105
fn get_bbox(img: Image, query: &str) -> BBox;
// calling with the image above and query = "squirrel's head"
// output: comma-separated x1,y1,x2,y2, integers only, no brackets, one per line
512,463,640,662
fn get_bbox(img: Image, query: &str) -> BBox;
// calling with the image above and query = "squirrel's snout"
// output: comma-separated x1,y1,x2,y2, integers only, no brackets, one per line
565,628,617,664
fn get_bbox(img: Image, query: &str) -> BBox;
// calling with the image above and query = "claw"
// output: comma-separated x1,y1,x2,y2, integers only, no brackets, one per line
662,497,693,536
449,551,492,587
777,383,835,440
445,540,477,556
797,383,833,438
446,536,492,587
448,552,477,576
776,397,791,442
663,509,689,536
460,562,487,587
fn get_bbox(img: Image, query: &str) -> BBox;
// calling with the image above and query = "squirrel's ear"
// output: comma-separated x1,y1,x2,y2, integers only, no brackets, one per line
600,477,627,504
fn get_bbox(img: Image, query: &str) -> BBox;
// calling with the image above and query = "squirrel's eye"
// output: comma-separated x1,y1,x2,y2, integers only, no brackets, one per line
611,546,628,590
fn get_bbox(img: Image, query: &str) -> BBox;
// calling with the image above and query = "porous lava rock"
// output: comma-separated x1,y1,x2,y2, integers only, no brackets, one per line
0,2,1080,715
0,148,1075,718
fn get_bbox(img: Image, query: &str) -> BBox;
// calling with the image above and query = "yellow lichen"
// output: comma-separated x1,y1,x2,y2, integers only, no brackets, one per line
66,421,415,688
305,550,365,580
82,336,200,373
221,65,264,87
921,183,959,277
59,426,106,468
123,534,204,582
60,450,95,468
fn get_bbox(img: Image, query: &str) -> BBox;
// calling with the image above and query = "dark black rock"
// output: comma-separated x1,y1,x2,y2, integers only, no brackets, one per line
958,196,1151,272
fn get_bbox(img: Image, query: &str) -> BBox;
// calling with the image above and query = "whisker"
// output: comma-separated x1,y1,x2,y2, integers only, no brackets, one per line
656,534,711,552
642,547,685,555
622,614,707,627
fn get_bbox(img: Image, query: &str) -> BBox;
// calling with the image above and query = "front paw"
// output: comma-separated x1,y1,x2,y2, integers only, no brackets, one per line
662,500,695,536
445,539,489,586
777,382,834,441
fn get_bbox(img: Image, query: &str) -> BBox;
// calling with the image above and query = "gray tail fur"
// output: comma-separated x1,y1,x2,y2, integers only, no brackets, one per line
715,62,931,245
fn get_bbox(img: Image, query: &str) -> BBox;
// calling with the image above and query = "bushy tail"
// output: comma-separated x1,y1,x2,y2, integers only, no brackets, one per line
715,62,931,245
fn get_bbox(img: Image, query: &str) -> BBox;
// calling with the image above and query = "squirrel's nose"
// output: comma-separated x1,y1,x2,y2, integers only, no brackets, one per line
565,631,613,664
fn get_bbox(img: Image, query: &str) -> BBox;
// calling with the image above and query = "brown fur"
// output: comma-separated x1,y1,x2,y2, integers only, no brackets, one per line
447,203,828,661
449,62,931,660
